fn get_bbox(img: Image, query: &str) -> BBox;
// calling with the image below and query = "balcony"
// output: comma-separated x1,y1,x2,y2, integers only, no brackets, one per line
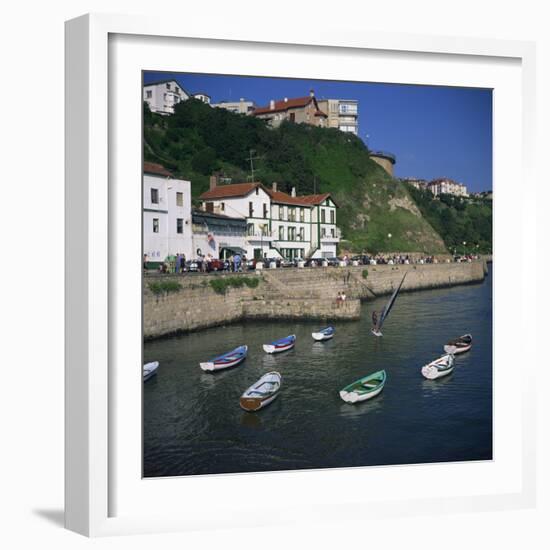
320,228,341,243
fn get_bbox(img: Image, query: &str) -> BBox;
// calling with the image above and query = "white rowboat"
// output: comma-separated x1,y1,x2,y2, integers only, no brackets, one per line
421,354,455,380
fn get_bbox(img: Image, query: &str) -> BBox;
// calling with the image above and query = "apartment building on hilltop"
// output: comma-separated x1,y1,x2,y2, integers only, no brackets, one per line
316,98,359,135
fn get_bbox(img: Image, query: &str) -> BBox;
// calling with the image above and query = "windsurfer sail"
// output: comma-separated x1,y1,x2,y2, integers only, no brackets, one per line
371,272,407,336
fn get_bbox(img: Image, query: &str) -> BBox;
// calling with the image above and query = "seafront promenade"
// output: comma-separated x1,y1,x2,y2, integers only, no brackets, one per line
144,260,487,339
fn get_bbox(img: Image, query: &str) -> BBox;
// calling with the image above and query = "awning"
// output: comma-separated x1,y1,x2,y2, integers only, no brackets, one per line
220,245,247,255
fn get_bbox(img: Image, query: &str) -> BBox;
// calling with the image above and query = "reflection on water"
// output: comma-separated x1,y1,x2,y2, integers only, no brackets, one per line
144,265,493,477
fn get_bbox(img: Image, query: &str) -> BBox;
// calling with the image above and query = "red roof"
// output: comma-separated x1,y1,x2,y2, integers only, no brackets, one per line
268,190,313,206
253,96,327,117
144,162,173,177
199,182,269,200
299,193,333,206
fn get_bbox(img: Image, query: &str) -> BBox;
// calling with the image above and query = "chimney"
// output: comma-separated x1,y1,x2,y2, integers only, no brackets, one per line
291,187,296,197
272,182,278,192
209,174,218,190
309,89,315,97
270,99,275,110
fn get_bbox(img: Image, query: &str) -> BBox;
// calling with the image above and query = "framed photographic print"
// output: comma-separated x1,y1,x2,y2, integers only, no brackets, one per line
65,13,536,536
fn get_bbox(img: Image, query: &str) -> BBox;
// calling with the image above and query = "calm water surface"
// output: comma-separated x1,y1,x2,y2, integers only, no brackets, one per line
144,265,493,477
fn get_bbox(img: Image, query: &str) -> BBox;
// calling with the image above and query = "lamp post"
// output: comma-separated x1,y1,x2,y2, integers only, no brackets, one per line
462,241,466,256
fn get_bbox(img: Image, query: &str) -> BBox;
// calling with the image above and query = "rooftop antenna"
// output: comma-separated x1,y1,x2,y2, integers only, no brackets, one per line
246,149,261,182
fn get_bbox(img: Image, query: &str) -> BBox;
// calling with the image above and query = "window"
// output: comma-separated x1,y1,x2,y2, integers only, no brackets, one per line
330,210,335,224
321,227,326,237
153,218,159,233
175,86,179,93
279,226,285,240
177,218,183,234
331,228,335,237
279,205,284,220
321,209,326,223
255,187,259,195
263,203,268,219
289,112,295,122
166,83,171,90
300,208,305,222
288,227,296,240
247,223,254,236
146,90,152,99
289,208,296,222
249,202,254,217
151,188,159,204
299,227,305,241
176,192,183,206
221,202,225,212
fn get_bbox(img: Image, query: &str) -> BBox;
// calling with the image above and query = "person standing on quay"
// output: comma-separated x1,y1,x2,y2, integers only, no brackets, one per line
234,253,241,273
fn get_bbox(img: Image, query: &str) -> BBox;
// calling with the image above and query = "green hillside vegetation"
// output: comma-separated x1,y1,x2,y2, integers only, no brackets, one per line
405,185,492,254
144,100,448,254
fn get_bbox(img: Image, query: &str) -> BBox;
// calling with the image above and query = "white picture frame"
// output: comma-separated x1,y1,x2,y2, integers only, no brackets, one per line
65,13,537,537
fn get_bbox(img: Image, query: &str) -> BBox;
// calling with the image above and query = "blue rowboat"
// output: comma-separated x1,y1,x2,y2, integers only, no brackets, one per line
263,335,296,354
312,326,335,341
200,345,248,372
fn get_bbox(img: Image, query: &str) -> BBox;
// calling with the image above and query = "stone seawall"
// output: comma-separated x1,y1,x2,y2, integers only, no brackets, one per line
144,260,487,339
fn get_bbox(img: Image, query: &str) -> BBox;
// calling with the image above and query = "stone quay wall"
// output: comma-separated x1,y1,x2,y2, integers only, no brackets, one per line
143,260,487,339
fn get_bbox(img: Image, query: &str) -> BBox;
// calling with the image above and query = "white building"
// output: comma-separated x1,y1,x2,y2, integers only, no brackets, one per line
199,179,340,260
143,80,190,115
192,93,211,104
211,98,256,115
143,162,192,266
427,178,468,197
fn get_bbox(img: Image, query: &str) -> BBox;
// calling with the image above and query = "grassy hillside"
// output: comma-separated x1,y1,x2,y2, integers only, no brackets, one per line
406,185,492,254
144,100,447,254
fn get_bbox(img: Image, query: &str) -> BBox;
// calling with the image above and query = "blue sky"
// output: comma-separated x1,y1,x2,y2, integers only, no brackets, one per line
144,72,493,192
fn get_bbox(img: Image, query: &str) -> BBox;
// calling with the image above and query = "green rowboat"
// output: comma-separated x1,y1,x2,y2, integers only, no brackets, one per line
339,370,387,403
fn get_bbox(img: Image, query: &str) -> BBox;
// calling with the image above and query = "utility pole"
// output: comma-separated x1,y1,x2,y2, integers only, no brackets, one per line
247,149,261,182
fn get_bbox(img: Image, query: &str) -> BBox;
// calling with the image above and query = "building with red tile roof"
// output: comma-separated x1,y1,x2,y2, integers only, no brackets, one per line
252,90,328,129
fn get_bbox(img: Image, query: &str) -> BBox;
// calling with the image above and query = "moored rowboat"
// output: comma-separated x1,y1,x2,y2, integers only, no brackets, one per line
312,326,335,341
240,371,282,412
263,335,296,354
339,370,386,403
143,361,159,382
444,334,472,354
200,345,248,372
421,353,455,380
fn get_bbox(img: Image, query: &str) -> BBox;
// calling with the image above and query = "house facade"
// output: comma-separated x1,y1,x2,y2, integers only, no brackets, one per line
143,162,192,266
191,210,248,260
316,99,359,135
252,90,328,128
199,179,340,260
427,178,468,197
143,80,190,115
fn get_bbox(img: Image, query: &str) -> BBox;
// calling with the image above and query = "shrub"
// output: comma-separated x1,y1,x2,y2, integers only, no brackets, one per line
148,280,182,295
362,269,369,279
209,276,260,294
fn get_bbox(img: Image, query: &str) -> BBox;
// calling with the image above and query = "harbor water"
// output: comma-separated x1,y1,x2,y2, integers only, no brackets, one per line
144,265,492,477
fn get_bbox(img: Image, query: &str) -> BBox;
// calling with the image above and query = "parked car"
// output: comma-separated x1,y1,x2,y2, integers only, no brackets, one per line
351,255,371,265
305,258,319,267
325,257,340,267
279,258,293,268
186,259,201,272
207,258,229,272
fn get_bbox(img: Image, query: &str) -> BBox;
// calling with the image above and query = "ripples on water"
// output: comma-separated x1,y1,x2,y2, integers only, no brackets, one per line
144,266,493,477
